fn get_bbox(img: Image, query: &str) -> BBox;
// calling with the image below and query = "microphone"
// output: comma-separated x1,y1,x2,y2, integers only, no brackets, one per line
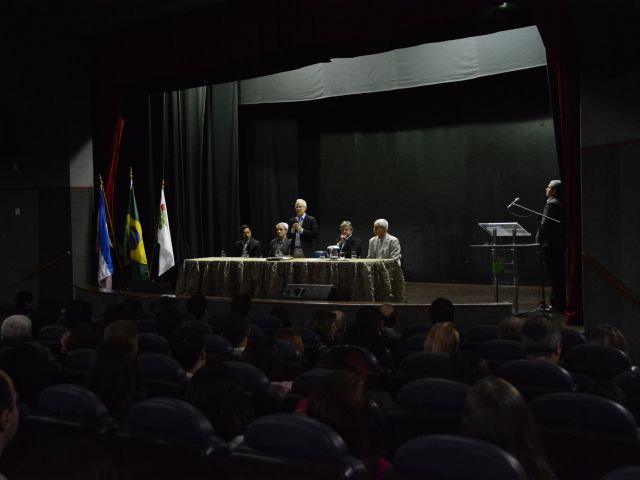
507,197,520,209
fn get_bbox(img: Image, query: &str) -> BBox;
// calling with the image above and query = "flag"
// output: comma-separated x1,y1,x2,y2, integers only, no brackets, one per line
97,185,114,289
157,183,175,276
124,176,149,279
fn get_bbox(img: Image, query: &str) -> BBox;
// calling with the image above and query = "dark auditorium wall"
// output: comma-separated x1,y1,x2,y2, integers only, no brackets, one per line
243,67,559,283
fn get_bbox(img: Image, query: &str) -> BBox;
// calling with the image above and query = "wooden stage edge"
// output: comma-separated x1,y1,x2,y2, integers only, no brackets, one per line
75,282,552,332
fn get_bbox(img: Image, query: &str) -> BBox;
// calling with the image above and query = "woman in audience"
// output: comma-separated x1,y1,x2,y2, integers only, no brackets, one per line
423,321,459,354
86,340,143,422
307,309,337,345
186,362,254,445
341,306,394,369
589,323,628,352
242,336,292,396
274,327,305,355
463,376,555,480
306,370,389,478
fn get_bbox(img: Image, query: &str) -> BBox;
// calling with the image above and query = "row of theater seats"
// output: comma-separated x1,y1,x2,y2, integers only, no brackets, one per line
6,379,640,480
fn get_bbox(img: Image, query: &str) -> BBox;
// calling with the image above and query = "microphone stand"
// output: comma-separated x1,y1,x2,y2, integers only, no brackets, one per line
508,199,558,313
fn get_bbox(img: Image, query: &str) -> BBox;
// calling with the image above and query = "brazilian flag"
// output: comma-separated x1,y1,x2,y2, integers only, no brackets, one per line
124,180,149,279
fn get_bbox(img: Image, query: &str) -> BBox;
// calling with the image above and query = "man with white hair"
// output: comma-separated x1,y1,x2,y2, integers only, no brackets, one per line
367,219,401,265
287,198,318,258
268,222,292,257
0,315,32,346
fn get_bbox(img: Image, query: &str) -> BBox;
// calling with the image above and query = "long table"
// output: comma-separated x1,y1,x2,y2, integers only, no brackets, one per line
176,257,406,302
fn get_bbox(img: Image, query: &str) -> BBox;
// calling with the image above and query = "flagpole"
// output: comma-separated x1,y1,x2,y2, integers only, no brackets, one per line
99,174,125,289
149,180,161,279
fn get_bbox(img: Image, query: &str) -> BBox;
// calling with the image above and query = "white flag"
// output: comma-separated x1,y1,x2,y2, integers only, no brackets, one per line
157,186,175,276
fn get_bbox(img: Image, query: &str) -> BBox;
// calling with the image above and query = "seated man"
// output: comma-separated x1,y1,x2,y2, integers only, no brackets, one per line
232,225,262,258
268,222,291,257
336,221,362,258
366,218,401,265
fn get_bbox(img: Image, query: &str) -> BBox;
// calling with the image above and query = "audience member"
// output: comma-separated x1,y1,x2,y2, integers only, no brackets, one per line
14,290,34,317
230,293,252,318
332,309,348,340
522,314,561,363
0,315,32,346
429,297,454,324
446,350,491,386
270,306,292,328
274,328,304,355
0,370,19,463
242,337,290,396
156,306,184,339
463,377,555,480
498,316,525,341
589,323,628,352
307,370,389,477
104,319,138,355
186,362,254,445
86,340,143,422
170,329,206,378
342,307,394,369
186,295,208,321
220,313,249,355
423,321,459,354
308,309,337,346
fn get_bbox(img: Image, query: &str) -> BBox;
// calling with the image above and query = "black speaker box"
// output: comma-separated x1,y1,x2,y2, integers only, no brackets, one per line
281,284,337,301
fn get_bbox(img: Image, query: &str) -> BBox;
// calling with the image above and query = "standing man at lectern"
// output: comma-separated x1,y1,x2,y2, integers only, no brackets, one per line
536,180,566,312
288,198,318,258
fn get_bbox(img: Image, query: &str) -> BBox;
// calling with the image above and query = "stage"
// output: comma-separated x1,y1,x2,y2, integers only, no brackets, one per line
75,281,555,333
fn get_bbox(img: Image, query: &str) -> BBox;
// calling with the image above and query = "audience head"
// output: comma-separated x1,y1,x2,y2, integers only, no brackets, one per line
230,293,252,317
242,336,283,381
379,304,397,329
1,315,32,346
331,309,347,336
0,370,19,453
67,299,94,328
87,340,139,421
498,316,524,341
463,376,553,480
102,303,128,327
14,290,34,313
373,218,388,238
589,323,627,352
170,328,206,375
307,370,375,465
320,346,367,381
186,295,208,320
104,319,138,356
308,309,337,344
186,362,254,442
447,350,491,386
522,314,561,363
423,321,459,354
430,297,454,324
274,328,304,354
270,306,292,328
220,313,249,349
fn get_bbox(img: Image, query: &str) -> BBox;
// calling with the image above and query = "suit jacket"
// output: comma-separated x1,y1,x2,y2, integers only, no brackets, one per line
287,214,318,257
536,198,566,250
268,237,292,257
232,238,262,257
367,233,401,265
337,235,362,258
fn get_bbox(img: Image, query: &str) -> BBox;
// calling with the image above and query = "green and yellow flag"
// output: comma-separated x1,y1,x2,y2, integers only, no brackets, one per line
124,170,149,280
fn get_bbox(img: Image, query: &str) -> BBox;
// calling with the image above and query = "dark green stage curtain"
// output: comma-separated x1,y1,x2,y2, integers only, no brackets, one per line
147,82,240,272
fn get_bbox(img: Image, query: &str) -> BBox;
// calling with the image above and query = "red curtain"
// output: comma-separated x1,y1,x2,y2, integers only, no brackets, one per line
533,1,582,325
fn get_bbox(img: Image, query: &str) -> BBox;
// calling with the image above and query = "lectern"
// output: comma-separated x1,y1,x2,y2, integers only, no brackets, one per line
472,222,538,315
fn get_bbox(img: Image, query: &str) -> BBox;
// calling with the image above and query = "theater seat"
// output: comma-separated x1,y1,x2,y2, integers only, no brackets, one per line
478,339,526,372
614,370,640,422
137,353,188,398
182,320,212,335
530,393,640,480
135,318,157,333
393,352,448,392
601,465,640,480
252,316,284,336
137,332,170,355
225,360,280,416
497,359,576,402
460,325,499,352
202,333,233,360
36,324,69,354
562,344,634,380
389,434,526,480
231,413,368,480
399,332,428,359
63,348,95,385
385,378,470,454
114,397,230,480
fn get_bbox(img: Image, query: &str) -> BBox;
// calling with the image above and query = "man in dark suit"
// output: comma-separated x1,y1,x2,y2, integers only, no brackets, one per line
536,180,566,312
336,220,362,258
232,225,262,258
288,198,318,258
